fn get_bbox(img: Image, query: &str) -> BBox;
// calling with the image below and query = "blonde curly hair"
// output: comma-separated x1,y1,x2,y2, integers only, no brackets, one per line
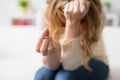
44,0,105,71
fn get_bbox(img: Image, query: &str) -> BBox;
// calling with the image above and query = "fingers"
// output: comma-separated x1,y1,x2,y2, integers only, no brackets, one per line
80,0,90,12
64,1,75,19
64,2,70,16
64,0,90,22
85,0,90,11
80,0,86,12
74,0,80,12
39,37,55,56
40,38,49,56
83,0,90,10
40,37,57,56
36,28,49,52
68,1,73,12
47,38,54,54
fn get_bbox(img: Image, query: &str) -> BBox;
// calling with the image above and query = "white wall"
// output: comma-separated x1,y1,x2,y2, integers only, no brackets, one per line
102,0,120,25
102,0,120,13
110,0,120,14
0,0,43,26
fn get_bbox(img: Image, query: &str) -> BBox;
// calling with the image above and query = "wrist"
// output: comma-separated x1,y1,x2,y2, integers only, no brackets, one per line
66,19,81,27
64,20,81,41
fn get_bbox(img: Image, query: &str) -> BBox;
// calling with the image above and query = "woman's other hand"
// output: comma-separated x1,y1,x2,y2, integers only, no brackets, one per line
64,0,90,23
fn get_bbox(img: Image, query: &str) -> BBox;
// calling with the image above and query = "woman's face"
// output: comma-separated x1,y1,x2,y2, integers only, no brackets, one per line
56,0,74,25
56,8,66,25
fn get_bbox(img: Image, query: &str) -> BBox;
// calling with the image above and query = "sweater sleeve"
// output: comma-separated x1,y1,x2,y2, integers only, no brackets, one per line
61,35,109,70
61,36,85,70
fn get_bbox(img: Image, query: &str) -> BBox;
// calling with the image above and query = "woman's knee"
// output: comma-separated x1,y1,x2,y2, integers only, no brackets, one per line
89,59,110,80
89,59,109,71
94,64,109,80
55,70,76,80
34,67,56,80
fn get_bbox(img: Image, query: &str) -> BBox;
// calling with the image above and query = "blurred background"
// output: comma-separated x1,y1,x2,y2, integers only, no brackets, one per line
0,0,120,80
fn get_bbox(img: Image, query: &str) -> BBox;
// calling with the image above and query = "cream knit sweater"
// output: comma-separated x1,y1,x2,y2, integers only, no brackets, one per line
36,9,109,71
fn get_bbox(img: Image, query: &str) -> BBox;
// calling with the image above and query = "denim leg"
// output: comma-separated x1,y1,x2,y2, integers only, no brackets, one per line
88,59,110,80
55,59,109,80
34,67,58,80
55,67,93,80
75,59,109,80
55,70,78,80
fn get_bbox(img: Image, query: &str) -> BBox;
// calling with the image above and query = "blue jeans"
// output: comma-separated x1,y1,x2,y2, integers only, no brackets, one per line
34,59,109,80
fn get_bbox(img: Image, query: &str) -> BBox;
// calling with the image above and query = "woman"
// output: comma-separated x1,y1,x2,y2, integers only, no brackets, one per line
35,0,109,80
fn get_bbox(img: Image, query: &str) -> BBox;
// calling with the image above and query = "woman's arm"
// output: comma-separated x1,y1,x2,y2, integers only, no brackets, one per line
63,0,90,41
61,0,90,70
36,29,61,70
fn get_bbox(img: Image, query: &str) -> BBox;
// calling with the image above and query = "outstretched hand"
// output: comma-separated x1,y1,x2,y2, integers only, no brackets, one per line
36,29,60,56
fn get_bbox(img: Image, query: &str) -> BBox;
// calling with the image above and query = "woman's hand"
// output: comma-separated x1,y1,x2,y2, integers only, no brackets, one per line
63,0,90,41
36,29,61,70
36,29,60,56
64,0,90,23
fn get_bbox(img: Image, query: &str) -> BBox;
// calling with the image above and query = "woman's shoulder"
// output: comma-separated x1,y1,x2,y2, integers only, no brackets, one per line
92,35,104,47
92,35,106,55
